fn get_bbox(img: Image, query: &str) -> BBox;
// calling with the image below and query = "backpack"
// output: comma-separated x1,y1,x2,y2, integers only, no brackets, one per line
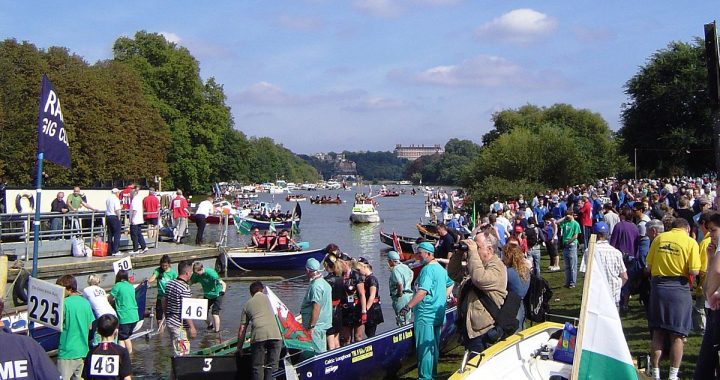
474,287,522,338
524,274,553,323
526,226,540,248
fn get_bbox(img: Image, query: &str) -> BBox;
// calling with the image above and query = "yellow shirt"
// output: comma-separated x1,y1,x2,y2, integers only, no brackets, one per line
647,228,701,277
694,234,711,295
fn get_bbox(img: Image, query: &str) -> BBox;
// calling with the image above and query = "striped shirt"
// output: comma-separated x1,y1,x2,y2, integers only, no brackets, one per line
164,278,191,328
594,240,627,303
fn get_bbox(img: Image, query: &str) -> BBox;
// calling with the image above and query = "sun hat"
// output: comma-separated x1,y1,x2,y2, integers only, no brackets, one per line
417,242,435,254
387,251,401,261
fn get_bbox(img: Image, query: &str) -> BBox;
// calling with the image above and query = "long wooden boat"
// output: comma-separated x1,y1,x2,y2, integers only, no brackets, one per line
285,195,307,202
378,229,416,253
309,198,342,204
1,281,150,352
223,247,327,270
416,223,439,240
171,305,459,380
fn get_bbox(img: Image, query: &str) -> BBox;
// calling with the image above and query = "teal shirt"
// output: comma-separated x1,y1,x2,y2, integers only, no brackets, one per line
110,281,139,324
413,262,453,325
559,219,581,245
300,277,332,330
389,263,414,302
191,268,223,299
153,267,178,298
58,294,95,359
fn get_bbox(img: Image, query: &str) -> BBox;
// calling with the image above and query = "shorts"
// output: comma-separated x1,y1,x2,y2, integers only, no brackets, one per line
341,302,359,327
145,218,158,226
209,294,223,315
118,322,137,340
168,325,190,356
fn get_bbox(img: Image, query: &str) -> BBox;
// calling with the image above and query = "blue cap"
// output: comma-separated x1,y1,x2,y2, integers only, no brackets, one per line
417,242,435,254
593,222,609,235
387,251,401,261
306,258,322,271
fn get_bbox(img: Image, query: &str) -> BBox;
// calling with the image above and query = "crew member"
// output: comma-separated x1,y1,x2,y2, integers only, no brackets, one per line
194,195,214,245
190,262,227,333
237,282,283,380
164,260,197,356
399,242,454,380
300,258,332,353
387,250,414,325
109,270,139,354
56,275,95,380
83,314,132,380
0,298,61,379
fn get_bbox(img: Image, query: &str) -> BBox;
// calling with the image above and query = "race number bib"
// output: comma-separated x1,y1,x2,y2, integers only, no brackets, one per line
27,277,64,332
113,257,132,274
89,354,120,376
181,298,208,320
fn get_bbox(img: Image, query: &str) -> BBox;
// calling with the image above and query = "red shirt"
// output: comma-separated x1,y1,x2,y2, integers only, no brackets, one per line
119,186,134,210
580,201,592,227
143,194,160,219
172,196,189,218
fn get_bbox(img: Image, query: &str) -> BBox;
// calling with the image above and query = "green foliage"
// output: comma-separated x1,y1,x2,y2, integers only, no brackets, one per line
618,39,713,177
466,104,628,203
404,139,481,185
245,137,319,183
0,39,170,187
342,151,408,180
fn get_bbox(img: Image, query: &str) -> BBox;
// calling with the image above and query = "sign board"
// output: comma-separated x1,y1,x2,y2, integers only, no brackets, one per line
27,277,65,332
112,256,132,274
181,298,208,320
89,354,120,376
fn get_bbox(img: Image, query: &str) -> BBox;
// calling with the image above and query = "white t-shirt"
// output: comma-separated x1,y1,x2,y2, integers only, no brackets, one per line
131,196,144,225
105,195,122,216
195,200,213,217
82,285,116,317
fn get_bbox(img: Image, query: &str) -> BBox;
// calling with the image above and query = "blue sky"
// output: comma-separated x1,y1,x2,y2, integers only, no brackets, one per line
0,1,715,154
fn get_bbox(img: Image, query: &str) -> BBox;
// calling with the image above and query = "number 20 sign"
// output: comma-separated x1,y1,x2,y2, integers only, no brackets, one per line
181,298,208,320
28,277,65,332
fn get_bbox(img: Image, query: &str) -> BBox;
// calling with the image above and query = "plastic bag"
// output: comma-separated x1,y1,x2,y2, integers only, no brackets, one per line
552,322,577,364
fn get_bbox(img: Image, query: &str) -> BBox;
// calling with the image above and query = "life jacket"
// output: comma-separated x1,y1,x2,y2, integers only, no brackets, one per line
276,236,289,250
257,236,267,248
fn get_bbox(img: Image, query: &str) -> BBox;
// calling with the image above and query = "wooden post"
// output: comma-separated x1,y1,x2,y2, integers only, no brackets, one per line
570,234,597,380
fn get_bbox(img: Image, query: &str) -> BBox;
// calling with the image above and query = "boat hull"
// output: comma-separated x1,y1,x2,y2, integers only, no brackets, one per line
349,213,380,223
237,217,300,230
225,248,327,270
171,306,458,380
379,230,415,252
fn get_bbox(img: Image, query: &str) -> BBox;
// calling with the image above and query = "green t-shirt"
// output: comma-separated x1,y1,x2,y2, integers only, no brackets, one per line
66,193,84,210
300,277,332,330
110,281,139,324
389,263,414,301
191,268,223,299
559,219,581,245
413,262,453,325
58,294,95,359
153,267,178,299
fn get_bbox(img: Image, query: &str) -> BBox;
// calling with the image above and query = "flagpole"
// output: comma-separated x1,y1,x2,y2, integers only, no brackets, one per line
571,234,597,380
31,152,44,277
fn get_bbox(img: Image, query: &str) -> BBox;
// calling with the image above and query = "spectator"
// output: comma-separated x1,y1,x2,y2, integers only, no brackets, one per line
542,214,560,272
590,222,627,308
164,260,197,356
610,207,640,259
434,223,455,264
67,186,97,213
194,195,214,245
579,194,593,248
525,217,542,277
603,203,621,235
697,212,720,378
82,314,132,380
142,188,160,240
692,211,715,334
129,190,147,254
171,190,190,244
50,191,69,239
105,188,122,256
322,253,345,349
387,250,414,326
503,244,530,329
109,270,139,354
353,257,384,338
646,218,700,380
448,231,506,354
558,210,581,288
237,282,283,380
56,274,95,380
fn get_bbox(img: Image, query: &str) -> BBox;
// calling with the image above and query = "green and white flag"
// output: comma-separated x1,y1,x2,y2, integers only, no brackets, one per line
573,236,638,380
269,219,276,233
234,215,252,235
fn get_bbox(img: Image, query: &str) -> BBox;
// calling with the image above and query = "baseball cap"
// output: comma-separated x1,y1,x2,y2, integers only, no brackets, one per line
358,256,371,265
111,188,120,194
514,225,524,233
387,251,401,261
306,258,322,271
417,242,435,254
593,222,609,235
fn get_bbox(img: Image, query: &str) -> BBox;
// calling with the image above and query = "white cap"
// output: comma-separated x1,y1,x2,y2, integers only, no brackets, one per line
111,188,120,193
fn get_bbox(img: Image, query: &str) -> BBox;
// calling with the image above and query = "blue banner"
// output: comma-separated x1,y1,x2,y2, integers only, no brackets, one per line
37,75,70,168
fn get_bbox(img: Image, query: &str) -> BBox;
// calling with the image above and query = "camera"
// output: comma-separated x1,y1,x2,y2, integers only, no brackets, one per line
452,241,469,252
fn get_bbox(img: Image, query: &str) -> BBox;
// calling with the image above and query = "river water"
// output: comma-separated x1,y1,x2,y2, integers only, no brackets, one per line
130,186,431,379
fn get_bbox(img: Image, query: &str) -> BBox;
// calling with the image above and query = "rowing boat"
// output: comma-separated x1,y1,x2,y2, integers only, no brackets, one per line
222,247,327,270
378,229,416,253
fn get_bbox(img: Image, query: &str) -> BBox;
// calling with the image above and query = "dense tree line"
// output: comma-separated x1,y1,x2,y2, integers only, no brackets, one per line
343,151,407,181
0,32,319,193
405,139,481,185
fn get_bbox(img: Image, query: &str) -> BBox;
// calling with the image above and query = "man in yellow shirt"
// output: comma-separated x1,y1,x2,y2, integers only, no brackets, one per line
646,218,700,380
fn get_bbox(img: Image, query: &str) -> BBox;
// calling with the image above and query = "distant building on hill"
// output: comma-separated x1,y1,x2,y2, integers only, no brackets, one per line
394,144,444,161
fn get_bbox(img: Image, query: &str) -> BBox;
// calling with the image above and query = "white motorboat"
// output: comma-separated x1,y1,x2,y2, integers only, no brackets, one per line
349,202,380,223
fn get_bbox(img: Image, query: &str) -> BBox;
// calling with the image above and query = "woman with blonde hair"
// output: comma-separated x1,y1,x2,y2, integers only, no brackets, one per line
502,244,530,329
353,257,384,339
323,252,346,349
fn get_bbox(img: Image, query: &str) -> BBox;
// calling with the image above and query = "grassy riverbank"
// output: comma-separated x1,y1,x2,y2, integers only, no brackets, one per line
400,253,702,379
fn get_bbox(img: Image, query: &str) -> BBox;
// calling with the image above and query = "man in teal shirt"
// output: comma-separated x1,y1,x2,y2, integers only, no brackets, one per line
191,262,227,333
400,242,454,380
56,274,95,380
300,258,332,353
387,250,414,325
558,210,582,288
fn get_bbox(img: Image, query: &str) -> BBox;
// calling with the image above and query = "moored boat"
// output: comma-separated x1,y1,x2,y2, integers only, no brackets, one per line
310,197,342,204
285,194,307,202
416,223,439,240
349,202,380,223
379,229,416,253
171,304,459,380
221,247,327,270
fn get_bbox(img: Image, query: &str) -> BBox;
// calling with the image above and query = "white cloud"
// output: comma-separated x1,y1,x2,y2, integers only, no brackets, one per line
353,0,460,17
475,9,557,44
389,55,526,87
159,31,182,44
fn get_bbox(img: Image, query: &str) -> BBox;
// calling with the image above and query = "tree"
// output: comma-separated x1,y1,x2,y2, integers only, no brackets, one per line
618,39,713,176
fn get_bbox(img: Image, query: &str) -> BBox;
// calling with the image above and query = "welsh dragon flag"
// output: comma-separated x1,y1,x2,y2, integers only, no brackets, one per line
573,236,638,380
265,287,315,352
